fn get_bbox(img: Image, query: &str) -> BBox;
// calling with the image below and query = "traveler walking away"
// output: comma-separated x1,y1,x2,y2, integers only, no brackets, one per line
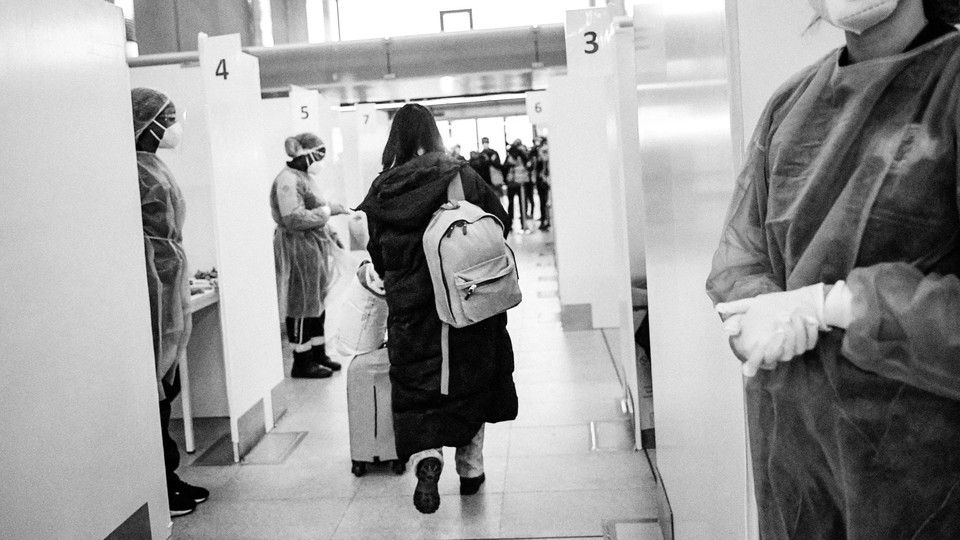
358,104,518,515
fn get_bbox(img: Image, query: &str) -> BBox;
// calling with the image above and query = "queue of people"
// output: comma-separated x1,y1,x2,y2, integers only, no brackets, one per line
457,135,551,232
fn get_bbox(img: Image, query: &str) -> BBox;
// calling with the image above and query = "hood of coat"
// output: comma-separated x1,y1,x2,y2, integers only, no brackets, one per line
357,151,463,231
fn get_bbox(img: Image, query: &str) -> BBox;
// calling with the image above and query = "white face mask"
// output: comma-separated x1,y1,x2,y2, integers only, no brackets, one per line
153,121,183,149
808,0,899,34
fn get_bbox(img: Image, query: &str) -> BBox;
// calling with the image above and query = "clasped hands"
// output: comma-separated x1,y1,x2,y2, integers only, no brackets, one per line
716,284,827,377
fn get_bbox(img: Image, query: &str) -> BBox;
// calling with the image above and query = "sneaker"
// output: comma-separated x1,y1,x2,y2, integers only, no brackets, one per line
168,491,197,518
459,473,485,495
413,457,442,514
174,479,209,504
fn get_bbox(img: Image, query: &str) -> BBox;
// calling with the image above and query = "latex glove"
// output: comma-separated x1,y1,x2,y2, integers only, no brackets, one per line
717,284,826,376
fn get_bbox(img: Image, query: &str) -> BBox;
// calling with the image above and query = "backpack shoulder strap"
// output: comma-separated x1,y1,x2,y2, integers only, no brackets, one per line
447,171,465,202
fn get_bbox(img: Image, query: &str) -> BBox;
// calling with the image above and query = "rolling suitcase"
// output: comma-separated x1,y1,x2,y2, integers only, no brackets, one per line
347,347,405,476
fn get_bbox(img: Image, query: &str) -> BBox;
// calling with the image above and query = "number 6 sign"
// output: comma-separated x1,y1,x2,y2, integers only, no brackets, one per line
565,8,614,78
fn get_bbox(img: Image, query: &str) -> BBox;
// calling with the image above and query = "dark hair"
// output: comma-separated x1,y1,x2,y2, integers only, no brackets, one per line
381,104,446,170
925,0,960,23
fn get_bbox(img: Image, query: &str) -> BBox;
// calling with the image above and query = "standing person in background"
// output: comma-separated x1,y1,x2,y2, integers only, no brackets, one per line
504,139,531,231
271,132,349,379
479,136,502,188
707,0,960,537
532,136,551,231
519,141,536,222
468,150,490,185
449,144,467,164
358,104,518,515
131,87,209,518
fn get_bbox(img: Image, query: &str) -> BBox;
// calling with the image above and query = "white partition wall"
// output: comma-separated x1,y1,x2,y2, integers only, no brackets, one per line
1,1,168,538
340,105,390,207
547,6,641,436
198,33,285,455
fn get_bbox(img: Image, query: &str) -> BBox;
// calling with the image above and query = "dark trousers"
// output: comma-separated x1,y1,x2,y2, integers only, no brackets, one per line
506,183,525,228
158,372,182,493
537,182,551,225
523,183,535,217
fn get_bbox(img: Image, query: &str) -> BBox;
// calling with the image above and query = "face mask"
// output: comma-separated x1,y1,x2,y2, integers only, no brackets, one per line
303,148,326,172
808,0,899,34
152,120,183,149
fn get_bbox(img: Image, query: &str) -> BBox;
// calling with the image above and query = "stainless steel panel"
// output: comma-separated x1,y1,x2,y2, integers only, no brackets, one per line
634,3,748,538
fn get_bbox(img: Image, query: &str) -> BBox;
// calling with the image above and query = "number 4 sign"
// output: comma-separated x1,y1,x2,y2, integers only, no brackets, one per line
565,7,614,78
199,33,243,104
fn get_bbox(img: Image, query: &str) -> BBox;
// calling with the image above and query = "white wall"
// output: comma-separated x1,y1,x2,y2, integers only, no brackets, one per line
0,1,169,538
197,36,285,432
547,75,625,328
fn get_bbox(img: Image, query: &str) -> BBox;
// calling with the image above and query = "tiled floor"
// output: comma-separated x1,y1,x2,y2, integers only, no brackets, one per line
170,228,660,540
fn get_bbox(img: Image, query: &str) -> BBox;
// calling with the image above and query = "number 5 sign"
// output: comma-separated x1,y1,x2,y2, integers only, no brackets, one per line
565,8,614,78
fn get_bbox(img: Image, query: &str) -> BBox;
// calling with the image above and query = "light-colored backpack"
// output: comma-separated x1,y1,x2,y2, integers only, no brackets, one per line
423,172,522,394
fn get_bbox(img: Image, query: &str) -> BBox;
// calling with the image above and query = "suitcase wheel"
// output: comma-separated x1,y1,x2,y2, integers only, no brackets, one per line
351,461,367,477
391,460,406,475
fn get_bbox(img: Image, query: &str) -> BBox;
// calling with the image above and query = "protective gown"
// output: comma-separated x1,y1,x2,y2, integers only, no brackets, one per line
139,152,192,401
707,33,960,538
271,167,339,319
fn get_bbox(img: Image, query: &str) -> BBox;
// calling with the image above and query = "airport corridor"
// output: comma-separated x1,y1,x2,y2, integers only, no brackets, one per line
168,230,660,540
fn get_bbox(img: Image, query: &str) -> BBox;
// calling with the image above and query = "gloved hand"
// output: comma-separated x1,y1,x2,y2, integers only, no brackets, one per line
716,284,826,377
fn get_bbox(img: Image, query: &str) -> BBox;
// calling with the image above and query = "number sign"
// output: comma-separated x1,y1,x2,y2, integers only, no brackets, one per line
565,8,614,77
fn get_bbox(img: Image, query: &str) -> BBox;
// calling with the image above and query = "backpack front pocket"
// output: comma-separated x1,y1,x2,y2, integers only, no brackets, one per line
454,254,522,324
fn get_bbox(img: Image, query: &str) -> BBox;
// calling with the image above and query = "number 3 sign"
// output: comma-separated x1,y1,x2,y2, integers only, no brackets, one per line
565,8,614,78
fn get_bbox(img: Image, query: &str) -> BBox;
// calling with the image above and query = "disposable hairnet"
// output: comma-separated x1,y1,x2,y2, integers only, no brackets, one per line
285,132,325,157
132,87,171,139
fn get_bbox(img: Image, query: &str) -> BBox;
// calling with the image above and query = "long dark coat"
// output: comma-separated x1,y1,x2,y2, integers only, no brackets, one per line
357,152,518,460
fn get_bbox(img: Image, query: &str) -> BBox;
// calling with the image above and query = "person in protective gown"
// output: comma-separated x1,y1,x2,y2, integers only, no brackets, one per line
357,104,518,514
706,1,960,537
271,132,349,378
131,87,209,518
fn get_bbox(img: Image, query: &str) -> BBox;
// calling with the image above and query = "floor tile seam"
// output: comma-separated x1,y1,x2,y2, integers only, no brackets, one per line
199,495,357,505
328,483,362,540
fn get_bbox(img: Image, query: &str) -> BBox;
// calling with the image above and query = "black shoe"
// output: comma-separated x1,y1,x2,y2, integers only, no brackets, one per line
312,348,342,371
168,491,197,517
459,473,485,495
291,351,333,378
413,457,442,514
173,479,209,504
